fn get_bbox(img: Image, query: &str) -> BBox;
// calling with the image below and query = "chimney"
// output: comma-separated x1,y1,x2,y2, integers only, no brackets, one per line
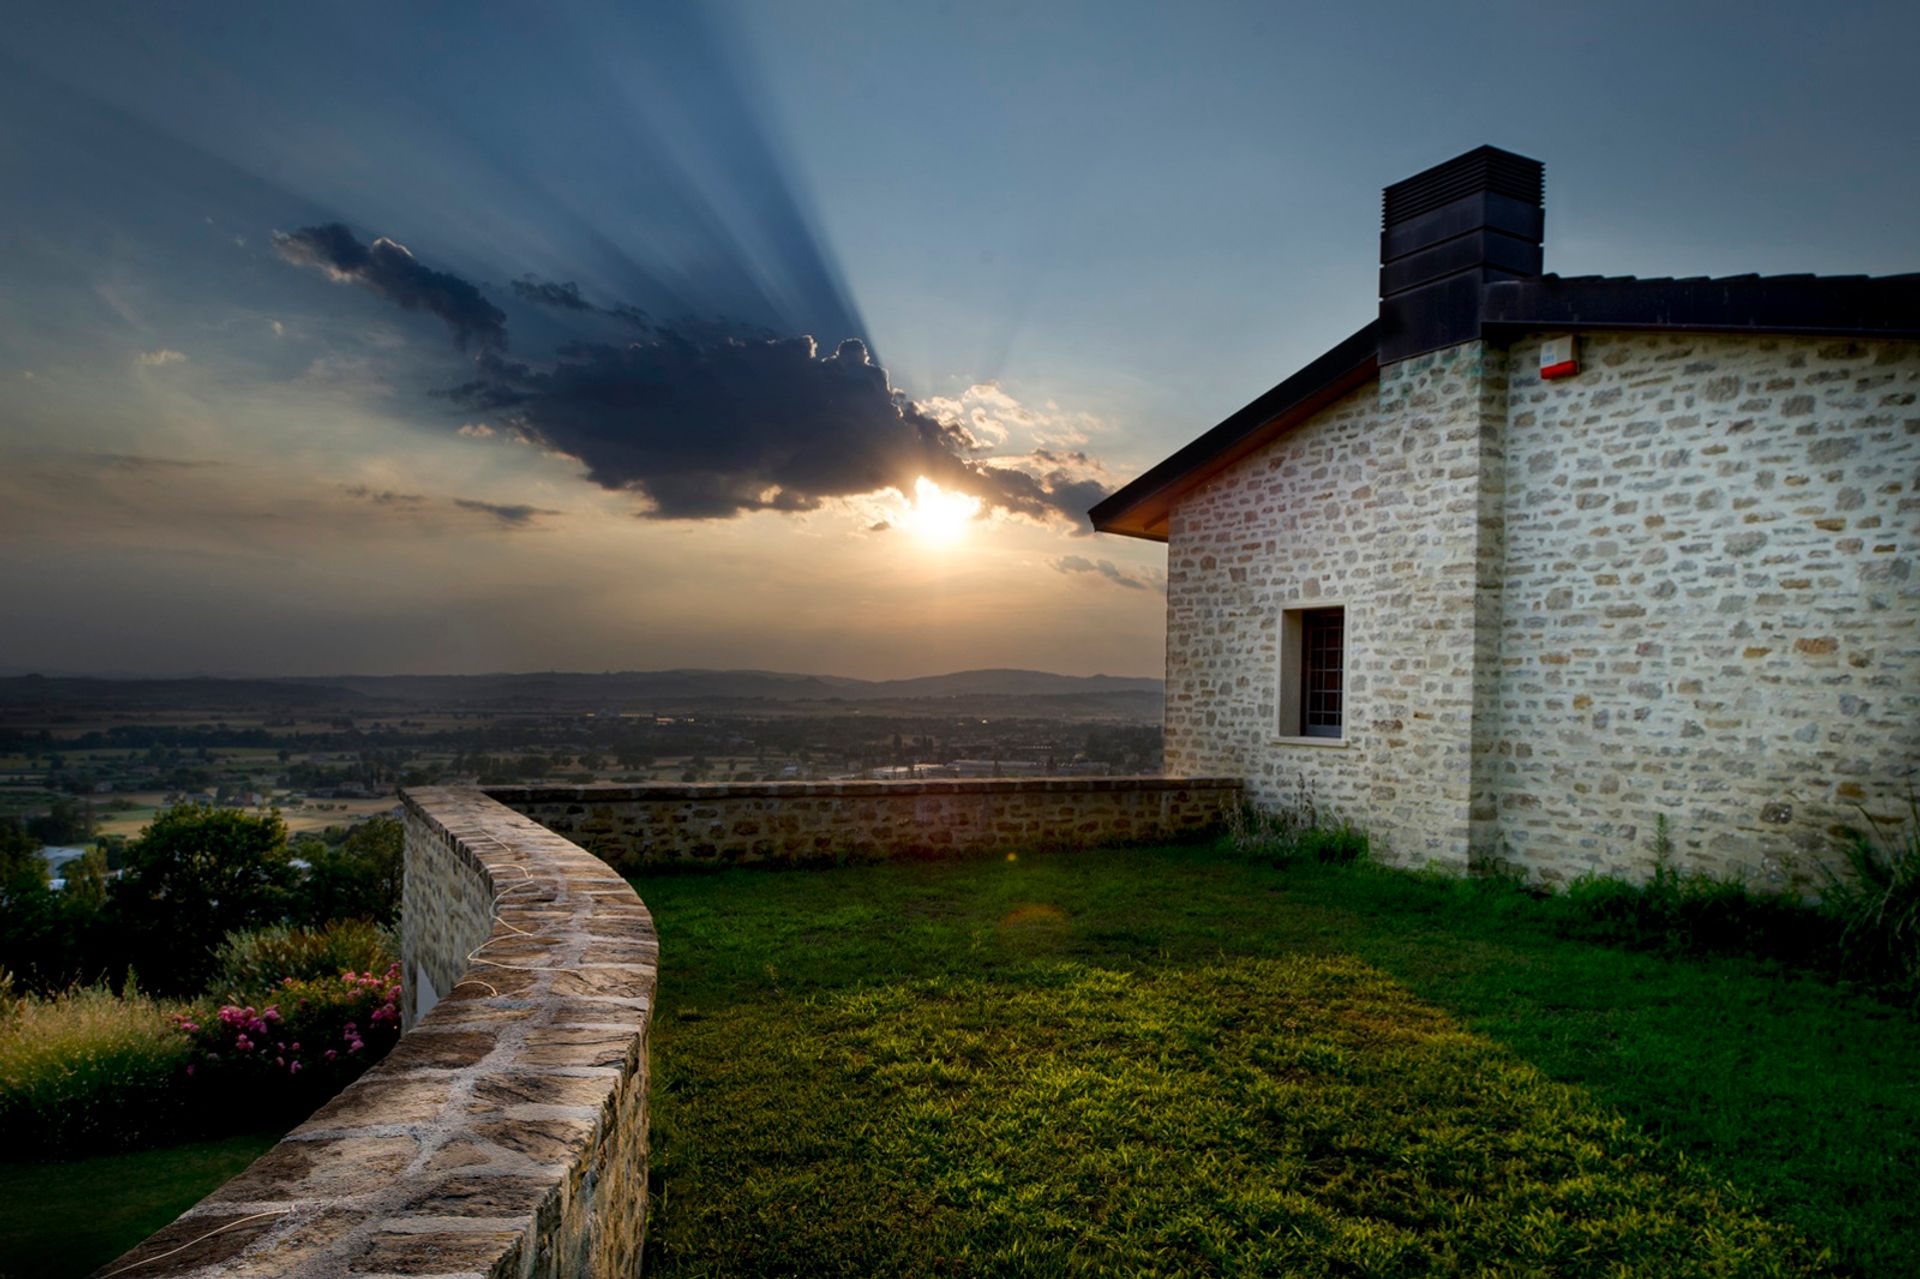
1378,146,1544,363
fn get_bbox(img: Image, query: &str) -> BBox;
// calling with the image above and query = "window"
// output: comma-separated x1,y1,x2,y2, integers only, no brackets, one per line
1278,604,1346,740
1300,608,1344,737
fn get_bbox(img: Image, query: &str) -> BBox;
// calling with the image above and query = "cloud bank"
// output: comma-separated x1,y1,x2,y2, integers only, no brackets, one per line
274,224,507,351
1053,555,1163,592
278,224,1111,529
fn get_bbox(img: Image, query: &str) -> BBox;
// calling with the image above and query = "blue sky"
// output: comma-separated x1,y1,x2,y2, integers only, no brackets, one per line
2,1,1914,677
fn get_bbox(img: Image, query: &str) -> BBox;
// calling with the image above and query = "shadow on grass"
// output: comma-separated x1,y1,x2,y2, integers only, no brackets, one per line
634,844,1919,1277
0,1129,282,1279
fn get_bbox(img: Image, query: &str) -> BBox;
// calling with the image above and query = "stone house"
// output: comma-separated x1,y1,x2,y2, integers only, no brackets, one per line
1091,146,1918,885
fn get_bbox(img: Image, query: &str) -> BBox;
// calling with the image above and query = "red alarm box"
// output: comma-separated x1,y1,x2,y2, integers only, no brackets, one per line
1540,335,1579,380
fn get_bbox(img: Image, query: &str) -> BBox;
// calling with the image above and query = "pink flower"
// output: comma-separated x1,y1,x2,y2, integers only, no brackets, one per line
185,1063,196,1076
235,1035,253,1052
289,1061,302,1075
289,1042,300,1052
324,1049,337,1062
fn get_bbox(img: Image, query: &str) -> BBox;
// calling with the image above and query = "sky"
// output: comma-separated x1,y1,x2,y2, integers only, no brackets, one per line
2,1,1915,680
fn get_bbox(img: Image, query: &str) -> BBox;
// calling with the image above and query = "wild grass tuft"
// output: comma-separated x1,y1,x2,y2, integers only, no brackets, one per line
1821,792,1920,999
0,980,191,1154
1226,778,1368,865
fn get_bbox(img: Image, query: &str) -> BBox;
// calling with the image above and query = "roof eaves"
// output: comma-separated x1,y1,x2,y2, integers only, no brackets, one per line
1088,321,1379,542
1483,272,1920,339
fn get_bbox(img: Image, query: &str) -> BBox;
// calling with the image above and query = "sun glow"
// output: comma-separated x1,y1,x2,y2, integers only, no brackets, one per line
900,476,981,545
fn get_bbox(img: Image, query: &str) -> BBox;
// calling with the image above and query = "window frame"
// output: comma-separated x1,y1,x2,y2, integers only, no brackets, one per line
1277,602,1349,745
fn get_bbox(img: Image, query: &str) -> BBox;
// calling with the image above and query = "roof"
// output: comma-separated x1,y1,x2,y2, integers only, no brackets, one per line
1091,271,1920,542
1483,272,1920,337
1086,323,1378,541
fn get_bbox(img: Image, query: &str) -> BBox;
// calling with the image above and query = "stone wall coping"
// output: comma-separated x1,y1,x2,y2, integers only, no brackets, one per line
487,776,1241,803
95,786,657,1278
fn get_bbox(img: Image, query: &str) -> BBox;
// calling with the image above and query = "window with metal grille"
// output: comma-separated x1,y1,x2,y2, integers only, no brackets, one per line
1300,608,1344,737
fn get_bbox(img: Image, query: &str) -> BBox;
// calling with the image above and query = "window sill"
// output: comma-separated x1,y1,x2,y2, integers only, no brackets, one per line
1271,735,1348,749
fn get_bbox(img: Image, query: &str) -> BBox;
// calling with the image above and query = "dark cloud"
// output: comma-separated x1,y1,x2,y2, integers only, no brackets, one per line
452,498,560,527
274,224,507,350
511,276,593,312
340,485,427,508
341,485,556,530
1053,555,1159,591
450,331,1108,526
511,275,651,329
280,225,1109,529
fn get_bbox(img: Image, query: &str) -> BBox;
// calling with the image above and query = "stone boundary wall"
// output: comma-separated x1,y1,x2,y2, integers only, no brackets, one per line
96,787,658,1279
488,777,1242,869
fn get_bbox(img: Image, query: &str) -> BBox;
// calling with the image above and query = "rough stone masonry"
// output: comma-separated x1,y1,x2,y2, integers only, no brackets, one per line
94,788,658,1279
1164,331,1919,887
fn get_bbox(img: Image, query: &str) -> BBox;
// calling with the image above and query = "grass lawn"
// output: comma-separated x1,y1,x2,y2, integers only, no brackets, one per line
635,844,1919,1277
0,1130,281,1279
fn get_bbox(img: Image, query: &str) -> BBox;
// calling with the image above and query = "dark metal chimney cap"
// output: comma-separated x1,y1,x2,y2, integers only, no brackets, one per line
1382,145,1544,228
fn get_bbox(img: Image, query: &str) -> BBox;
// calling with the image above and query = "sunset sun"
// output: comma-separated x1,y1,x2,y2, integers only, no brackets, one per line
901,476,980,544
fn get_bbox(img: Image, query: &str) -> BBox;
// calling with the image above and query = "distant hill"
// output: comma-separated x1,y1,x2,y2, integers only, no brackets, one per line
0,668,1164,719
0,673,363,708
309,668,1162,707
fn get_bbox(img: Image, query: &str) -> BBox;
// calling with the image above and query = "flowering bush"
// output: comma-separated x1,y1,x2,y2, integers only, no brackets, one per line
209,920,397,1004
174,963,403,1116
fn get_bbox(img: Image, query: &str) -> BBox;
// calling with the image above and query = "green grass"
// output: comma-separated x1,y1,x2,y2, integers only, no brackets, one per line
0,1129,280,1279
635,845,1920,1277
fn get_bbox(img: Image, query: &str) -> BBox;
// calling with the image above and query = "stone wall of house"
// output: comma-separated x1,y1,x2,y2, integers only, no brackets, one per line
1485,332,1920,886
1164,344,1504,869
96,788,658,1279
1164,328,1919,885
489,777,1241,870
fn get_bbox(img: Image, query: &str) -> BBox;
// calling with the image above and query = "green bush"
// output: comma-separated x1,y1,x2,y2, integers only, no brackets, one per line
1225,781,1369,866
209,920,397,1005
1295,821,1368,865
112,804,298,995
292,815,403,927
1822,794,1920,1000
1543,806,1920,1001
0,978,192,1155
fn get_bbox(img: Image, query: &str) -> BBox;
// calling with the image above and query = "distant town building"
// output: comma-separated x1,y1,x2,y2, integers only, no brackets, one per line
1093,146,1918,886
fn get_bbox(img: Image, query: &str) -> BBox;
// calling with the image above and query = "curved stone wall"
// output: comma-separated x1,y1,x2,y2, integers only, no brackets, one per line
95,787,657,1278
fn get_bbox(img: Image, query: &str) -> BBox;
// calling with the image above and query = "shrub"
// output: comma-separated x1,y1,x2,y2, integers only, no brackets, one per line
0,979,192,1155
1295,821,1369,865
175,963,404,1123
210,920,397,1005
1822,793,1920,1000
113,803,298,995
292,816,404,927
1556,858,1835,969
1226,780,1369,867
